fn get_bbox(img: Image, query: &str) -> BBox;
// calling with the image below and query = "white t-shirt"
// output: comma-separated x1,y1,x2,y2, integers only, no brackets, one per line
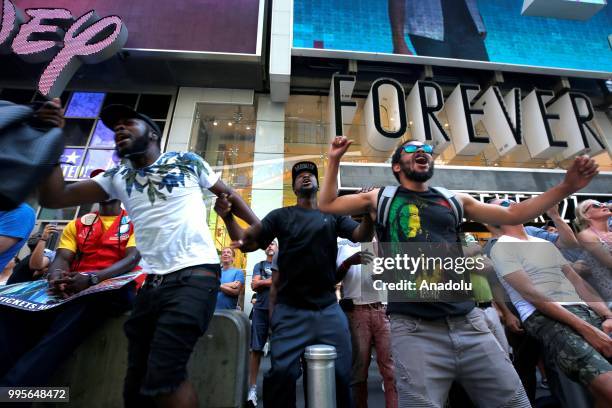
491,235,583,322
337,240,385,305
93,151,220,275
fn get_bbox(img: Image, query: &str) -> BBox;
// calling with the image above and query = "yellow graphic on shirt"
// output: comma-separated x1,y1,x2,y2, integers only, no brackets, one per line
400,204,421,238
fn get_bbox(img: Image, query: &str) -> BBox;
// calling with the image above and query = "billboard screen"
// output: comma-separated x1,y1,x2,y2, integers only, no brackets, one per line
293,0,612,75
13,0,264,55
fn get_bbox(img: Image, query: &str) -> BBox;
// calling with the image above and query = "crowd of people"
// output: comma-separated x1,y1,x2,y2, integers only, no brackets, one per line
0,99,610,408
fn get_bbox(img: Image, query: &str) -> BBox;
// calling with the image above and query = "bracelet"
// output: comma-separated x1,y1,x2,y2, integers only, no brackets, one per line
604,316,612,321
39,239,47,242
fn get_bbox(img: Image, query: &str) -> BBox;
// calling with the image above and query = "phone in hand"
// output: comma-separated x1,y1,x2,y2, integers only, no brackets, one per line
46,222,59,249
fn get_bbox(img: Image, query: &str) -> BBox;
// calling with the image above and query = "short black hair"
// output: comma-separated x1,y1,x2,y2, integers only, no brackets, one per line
391,140,416,182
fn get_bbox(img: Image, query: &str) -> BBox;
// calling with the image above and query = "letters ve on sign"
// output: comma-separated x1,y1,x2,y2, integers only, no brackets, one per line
329,74,610,162
0,0,128,98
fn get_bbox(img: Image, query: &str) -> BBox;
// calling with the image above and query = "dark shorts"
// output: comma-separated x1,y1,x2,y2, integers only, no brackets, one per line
250,308,270,352
523,305,612,386
123,264,220,401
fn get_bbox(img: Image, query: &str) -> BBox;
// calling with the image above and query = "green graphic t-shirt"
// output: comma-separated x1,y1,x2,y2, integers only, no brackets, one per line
379,187,474,319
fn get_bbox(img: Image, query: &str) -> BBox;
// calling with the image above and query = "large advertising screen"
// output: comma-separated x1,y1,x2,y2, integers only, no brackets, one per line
293,0,612,76
14,0,264,55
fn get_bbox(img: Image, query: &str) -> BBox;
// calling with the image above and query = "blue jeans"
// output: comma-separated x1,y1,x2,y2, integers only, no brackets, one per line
263,302,353,408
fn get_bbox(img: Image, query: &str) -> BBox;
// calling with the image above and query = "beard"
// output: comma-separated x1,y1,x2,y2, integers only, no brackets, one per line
295,184,319,197
402,160,434,182
117,135,149,158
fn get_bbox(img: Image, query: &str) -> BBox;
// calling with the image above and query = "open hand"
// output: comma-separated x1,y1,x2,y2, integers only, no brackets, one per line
561,155,598,193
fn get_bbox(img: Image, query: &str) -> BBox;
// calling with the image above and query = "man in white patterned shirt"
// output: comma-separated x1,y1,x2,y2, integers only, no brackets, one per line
38,103,259,408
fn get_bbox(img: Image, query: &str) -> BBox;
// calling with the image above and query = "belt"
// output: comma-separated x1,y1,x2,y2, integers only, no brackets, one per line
353,302,385,310
476,301,492,309
145,267,218,288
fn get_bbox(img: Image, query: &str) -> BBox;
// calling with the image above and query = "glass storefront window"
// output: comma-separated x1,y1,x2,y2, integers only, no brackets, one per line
65,92,105,118
81,149,121,178
89,121,116,148
189,103,256,264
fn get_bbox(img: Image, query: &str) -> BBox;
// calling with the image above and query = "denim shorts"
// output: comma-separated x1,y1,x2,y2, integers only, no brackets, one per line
250,308,270,352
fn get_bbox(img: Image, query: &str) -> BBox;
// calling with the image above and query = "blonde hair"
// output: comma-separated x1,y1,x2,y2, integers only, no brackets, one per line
575,200,597,231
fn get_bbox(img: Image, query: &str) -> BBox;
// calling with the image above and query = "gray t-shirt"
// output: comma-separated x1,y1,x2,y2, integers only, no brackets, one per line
491,235,583,322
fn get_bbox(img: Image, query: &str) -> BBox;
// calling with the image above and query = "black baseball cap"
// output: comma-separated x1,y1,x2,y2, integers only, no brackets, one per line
100,104,162,136
292,161,318,186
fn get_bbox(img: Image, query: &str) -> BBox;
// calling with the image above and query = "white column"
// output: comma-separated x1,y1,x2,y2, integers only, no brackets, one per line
269,0,293,102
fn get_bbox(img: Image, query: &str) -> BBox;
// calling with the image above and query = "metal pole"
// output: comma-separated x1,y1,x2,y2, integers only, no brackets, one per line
304,344,337,408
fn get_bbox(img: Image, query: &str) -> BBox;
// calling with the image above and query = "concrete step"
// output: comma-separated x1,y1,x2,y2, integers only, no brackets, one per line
34,309,250,408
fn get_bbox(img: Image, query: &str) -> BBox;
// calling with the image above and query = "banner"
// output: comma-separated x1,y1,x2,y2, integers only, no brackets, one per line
0,271,143,311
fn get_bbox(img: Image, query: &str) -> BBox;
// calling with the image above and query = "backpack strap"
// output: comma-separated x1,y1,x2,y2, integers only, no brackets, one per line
431,186,463,228
376,186,399,229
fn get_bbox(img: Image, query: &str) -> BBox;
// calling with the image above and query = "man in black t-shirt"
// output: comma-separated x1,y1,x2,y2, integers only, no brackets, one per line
319,137,599,408
215,161,374,408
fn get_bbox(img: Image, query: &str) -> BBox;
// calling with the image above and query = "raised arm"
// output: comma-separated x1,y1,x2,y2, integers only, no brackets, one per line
39,166,109,208
461,156,598,226
546,205,579,249
209,180,260,226
213,194,263,252
319,136,378,217
29,224,56,270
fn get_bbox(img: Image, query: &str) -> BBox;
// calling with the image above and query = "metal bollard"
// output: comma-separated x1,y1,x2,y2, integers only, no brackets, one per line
304,344,337,408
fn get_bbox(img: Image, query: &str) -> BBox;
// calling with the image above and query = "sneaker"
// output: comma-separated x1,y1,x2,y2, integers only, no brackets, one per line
247,385,258,407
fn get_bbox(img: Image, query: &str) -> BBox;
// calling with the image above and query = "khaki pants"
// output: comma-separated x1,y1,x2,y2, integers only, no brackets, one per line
390,308,530,408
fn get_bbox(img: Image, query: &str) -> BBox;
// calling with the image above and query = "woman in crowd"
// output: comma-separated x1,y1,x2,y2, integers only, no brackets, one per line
575,200,612,304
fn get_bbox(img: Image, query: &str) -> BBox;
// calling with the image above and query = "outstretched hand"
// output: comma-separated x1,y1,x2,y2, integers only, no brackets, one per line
329,136,353,161
561,155,598,193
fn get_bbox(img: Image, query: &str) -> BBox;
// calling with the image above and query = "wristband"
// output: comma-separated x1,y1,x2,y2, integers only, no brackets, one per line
604,316,612,321
39,239,47,242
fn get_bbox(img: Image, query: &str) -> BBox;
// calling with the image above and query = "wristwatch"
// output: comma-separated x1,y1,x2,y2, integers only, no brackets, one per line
86,273,100,286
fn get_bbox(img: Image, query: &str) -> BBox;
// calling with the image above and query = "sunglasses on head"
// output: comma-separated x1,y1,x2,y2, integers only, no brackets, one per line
403,144,434,154
586,202,604,211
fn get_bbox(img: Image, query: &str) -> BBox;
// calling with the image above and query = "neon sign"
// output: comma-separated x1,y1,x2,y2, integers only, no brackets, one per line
0,0,127,98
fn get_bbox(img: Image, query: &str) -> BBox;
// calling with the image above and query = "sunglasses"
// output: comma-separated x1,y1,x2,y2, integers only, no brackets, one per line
498,199,516,208
403,144,434,154
586,202,604,211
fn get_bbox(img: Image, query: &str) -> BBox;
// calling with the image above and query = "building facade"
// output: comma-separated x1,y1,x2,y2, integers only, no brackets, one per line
1,0,611,313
